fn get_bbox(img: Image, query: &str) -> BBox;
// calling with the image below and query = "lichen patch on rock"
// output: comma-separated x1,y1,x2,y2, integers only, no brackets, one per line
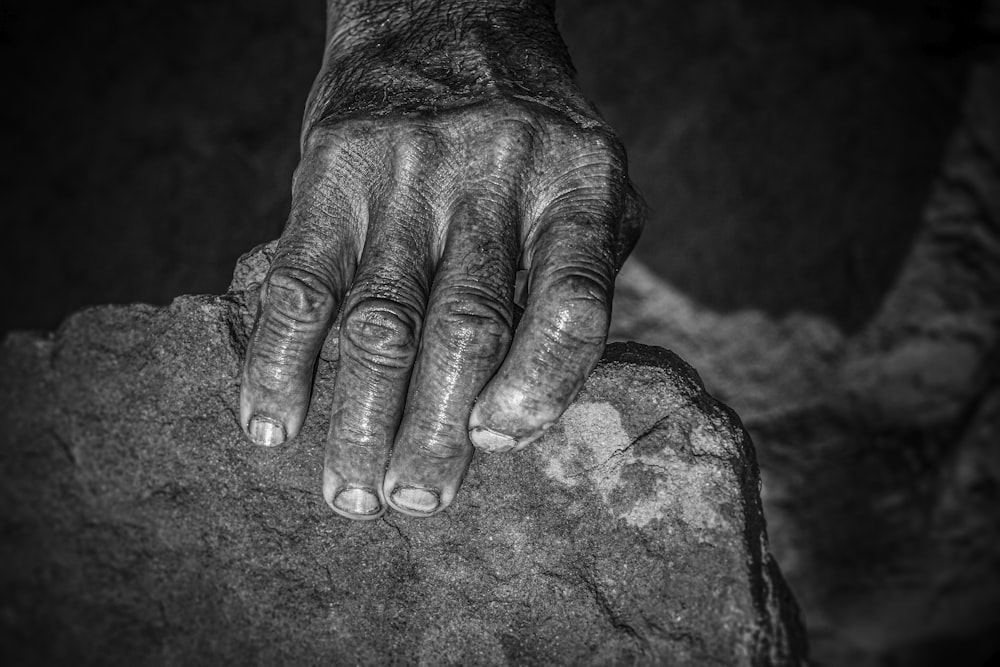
540,401,734,534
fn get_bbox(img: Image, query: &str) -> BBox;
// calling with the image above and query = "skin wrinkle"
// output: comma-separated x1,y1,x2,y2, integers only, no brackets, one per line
435,122,532,254
265,270,336,322
256,308,331,349
538,183,624,222
244,352,312,396
421,330,492,399
534,266,615,305
275,198,362,293
296,138,377,218
254,315,328,367
434,303,512,349
341,274,427,318
362,182,437,281
519,319,602,384
343,304,421,367
520,193,623,267
340,288,427,368
300,125,381,182
332,385,405,442
338,392,405,441
448,223,517,276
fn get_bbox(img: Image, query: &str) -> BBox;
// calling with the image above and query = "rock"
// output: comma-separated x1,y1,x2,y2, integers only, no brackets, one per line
0,245,806,665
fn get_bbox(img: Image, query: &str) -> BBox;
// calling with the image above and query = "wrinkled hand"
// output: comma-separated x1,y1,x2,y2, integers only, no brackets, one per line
239,0,642,519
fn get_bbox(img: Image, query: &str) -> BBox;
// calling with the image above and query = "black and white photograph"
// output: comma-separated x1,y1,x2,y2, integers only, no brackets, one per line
2,1,998,664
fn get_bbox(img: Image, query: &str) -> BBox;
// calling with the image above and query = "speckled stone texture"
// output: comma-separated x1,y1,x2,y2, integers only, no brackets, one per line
0,245,806,665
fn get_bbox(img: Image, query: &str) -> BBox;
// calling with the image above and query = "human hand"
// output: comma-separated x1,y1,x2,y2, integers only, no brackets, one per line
239,0,642,519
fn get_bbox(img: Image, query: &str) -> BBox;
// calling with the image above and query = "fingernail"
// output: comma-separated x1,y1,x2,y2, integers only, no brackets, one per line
391,486,440,514
333,487,382,516
469,425,517,453
248,415,286,446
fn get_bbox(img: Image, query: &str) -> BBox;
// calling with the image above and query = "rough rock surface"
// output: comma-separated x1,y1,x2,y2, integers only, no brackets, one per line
0,250,806,665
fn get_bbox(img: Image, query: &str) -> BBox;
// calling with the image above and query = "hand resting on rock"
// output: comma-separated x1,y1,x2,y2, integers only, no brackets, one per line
239,0,643,519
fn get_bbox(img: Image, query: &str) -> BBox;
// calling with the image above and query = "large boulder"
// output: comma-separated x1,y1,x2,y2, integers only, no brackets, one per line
0,246,805,665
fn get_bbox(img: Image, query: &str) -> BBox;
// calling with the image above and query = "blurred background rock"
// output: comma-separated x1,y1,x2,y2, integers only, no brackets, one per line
2,0,998,664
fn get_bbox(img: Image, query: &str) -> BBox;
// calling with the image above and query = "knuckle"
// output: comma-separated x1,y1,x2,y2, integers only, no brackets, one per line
477,106,538,144
545,125,628,193
547,314,607,348
492,115,536,141
587,128,627,166
301,124,353,166
301,123,335,156
302,119,369,154
540,269,611,342
298,122,379,192
342,298,420,364
264,266,336,325
551,266,612,302
435,296,513,353
391,126,446,177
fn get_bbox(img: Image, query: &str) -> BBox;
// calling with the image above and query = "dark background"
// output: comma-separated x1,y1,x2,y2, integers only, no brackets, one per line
0,0,982,335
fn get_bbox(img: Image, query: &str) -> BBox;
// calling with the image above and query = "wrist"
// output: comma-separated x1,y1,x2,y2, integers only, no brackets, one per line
326,0,557,47
306,0,580,125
